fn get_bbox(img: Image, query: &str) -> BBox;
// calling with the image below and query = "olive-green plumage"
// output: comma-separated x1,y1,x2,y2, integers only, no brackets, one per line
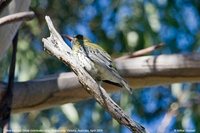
65,34,132,93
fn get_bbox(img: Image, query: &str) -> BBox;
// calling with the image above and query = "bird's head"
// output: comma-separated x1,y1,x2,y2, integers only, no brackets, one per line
63,34,90,46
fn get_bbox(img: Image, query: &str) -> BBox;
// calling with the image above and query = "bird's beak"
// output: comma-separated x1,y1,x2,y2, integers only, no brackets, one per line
62,34,73,42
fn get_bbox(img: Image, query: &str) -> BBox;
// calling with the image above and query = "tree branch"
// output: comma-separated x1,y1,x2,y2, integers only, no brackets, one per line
0,53,200,114
0,0,31,61
116,43,164,60
0,11,35,26
41,16,146,133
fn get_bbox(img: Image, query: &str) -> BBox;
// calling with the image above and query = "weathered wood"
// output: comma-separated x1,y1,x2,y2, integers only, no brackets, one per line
0,11,35,26
42,16,146,132
0,53,200,114
0,0,31,60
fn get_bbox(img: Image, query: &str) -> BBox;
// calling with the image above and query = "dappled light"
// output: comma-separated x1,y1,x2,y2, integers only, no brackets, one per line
0,0,200,132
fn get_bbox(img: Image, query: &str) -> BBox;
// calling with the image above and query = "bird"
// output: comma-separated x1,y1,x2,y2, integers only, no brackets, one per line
63,34,132,94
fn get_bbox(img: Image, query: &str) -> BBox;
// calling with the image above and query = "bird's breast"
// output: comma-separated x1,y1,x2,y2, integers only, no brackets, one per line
73,52,99,77
73,49,115,81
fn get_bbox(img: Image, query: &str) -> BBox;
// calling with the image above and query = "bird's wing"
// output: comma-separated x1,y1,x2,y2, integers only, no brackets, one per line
84,42,132,93
85,42,112,66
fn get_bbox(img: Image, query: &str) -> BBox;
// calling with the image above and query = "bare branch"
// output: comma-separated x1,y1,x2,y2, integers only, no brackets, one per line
0,53,200,114
116,43,164,60
0,11,35,26
157,103,178,133
42,16,146,133
0,0,31,61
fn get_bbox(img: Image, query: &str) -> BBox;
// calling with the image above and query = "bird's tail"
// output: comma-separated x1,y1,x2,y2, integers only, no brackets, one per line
121,80,132,94
110,68,132,94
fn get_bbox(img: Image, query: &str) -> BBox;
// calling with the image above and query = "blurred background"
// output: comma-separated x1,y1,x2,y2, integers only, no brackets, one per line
1,0,200,132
